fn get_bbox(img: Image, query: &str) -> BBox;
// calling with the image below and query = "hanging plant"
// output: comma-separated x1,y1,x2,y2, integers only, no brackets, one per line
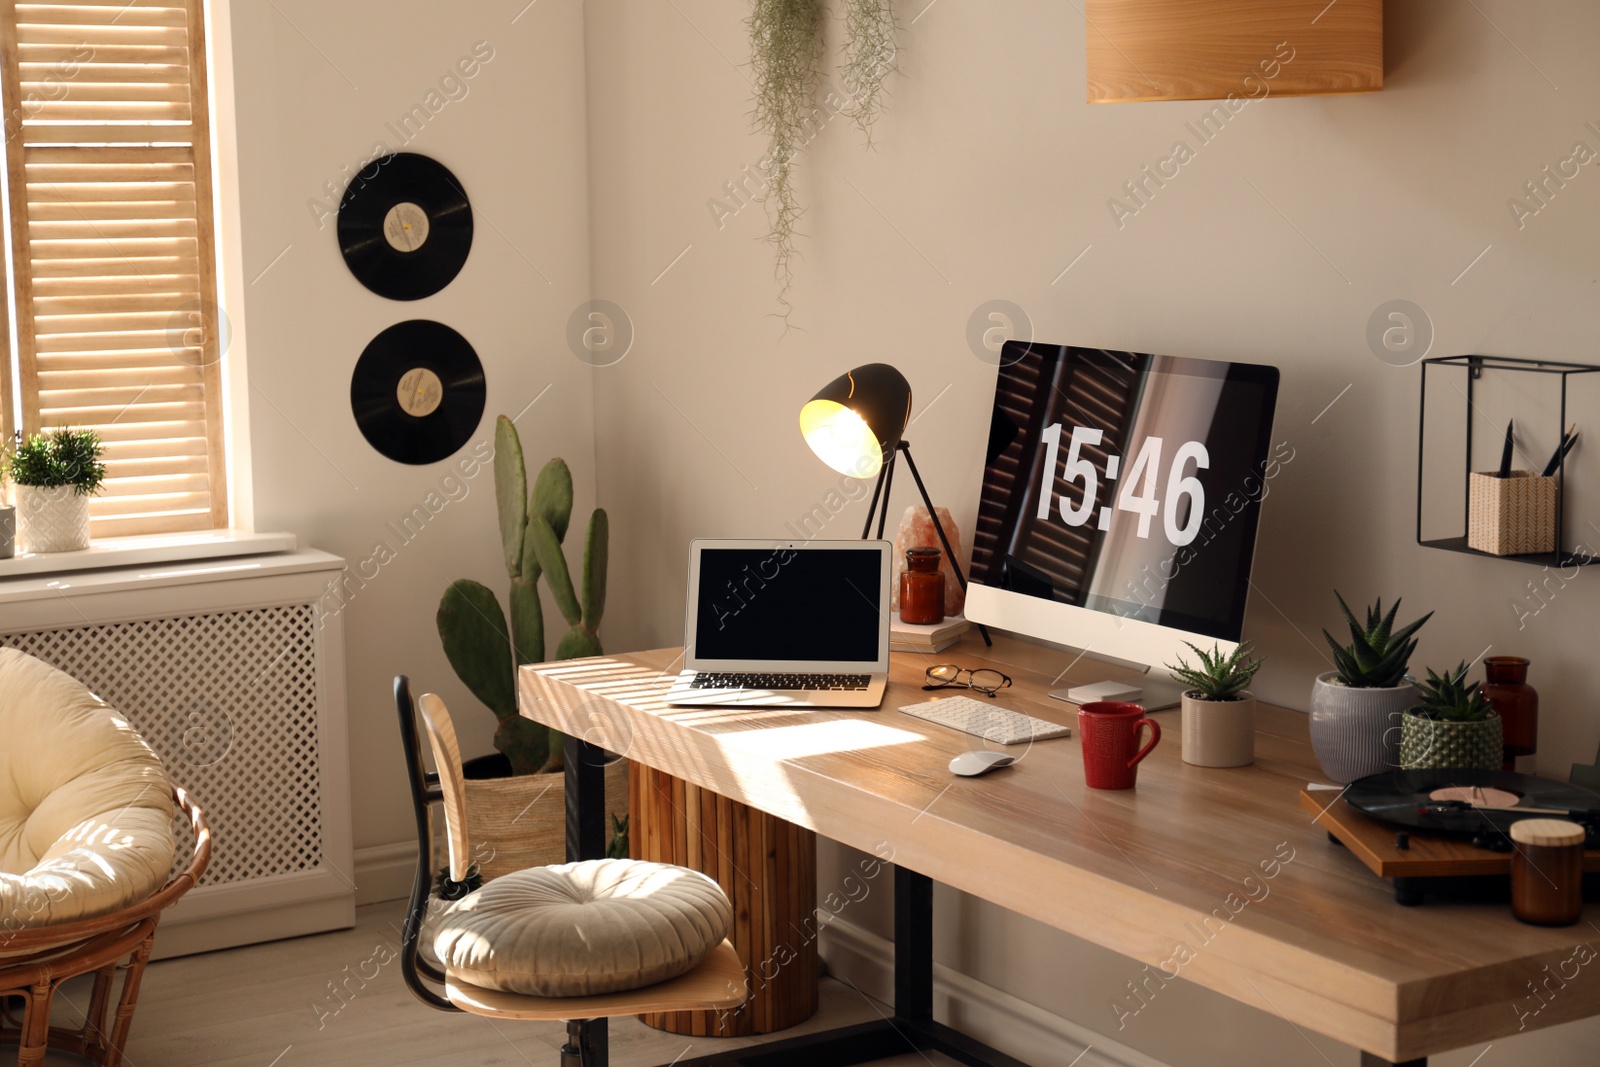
840,0,898,141
748,0,899,314
749,0,825,308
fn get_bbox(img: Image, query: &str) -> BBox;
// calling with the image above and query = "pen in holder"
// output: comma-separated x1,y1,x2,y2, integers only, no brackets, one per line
1468,470,1556,556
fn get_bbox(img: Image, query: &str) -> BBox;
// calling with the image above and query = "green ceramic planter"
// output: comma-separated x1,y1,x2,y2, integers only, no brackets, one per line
1399,710,1503,771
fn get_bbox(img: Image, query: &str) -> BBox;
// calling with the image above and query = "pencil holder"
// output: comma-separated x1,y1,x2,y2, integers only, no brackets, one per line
1467,471,1556,556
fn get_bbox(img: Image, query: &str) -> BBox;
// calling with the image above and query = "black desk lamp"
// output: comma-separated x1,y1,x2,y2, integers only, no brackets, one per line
799,363,991,646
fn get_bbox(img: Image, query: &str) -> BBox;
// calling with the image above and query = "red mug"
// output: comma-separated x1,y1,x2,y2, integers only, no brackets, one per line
1077,701,1161,790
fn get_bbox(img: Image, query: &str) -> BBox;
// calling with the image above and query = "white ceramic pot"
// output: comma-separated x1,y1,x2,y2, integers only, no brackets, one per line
1181,691,1256,767
0,504,14,559
18,484,90,553
1308,673,1417,783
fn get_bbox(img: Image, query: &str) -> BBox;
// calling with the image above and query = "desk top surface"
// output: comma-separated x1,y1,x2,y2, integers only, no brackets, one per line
518,632,1597,1061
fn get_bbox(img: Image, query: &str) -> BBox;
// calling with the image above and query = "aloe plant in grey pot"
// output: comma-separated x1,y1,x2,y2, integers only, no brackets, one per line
1310,593,1433,783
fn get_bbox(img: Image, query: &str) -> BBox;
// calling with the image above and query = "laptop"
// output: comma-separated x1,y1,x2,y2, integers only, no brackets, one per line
664,538,892,708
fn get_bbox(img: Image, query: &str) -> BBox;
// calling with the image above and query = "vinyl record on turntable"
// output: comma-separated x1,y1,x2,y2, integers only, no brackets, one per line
338,153,473,300
1345,769,1600,836
350,320,485,465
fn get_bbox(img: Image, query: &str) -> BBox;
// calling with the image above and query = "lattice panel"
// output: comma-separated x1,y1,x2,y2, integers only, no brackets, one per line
1,605,326,888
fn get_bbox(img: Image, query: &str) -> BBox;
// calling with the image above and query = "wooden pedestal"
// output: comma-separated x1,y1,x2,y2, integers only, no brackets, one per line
630,762,819,1036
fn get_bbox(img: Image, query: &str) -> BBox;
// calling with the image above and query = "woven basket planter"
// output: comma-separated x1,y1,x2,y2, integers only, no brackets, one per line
1399,710,1503,771
461,757,628,881
1468,471,1555,556
17,484,90,553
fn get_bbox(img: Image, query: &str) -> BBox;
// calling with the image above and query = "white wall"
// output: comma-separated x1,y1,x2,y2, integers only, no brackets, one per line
583,1,1600,1064
224,0,597,853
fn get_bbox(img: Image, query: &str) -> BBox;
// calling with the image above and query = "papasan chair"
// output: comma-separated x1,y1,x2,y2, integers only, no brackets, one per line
0,647,210,1066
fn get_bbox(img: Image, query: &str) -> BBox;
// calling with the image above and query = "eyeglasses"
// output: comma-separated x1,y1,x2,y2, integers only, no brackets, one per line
922,664,1013,697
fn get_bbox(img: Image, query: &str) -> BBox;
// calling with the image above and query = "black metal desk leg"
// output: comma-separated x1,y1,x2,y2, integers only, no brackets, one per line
1361,1055,1425,1067
895,866,934,1021
565,737,608,863
564,738,609,1065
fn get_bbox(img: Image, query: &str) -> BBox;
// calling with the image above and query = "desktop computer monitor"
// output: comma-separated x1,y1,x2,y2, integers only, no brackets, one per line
966,342,1281,709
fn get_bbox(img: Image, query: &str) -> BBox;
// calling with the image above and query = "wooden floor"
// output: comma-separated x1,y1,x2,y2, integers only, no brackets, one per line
35,902,957,1067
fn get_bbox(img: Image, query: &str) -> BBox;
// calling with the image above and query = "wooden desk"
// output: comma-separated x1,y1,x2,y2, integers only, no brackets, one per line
520,633,1599,1067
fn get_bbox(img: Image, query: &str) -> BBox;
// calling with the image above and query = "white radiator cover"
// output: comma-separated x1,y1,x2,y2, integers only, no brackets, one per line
0,548,354,957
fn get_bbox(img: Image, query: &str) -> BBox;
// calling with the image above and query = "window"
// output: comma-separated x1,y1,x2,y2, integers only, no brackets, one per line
1,0,228,537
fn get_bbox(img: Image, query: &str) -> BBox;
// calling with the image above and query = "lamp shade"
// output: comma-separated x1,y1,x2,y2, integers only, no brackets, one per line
799,363,912,479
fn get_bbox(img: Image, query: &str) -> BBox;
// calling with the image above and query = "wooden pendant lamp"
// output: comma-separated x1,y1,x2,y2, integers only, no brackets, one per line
1085,0,1383,103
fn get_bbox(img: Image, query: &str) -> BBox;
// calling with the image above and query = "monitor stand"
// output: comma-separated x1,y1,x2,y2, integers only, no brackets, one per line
1049,668,1187,712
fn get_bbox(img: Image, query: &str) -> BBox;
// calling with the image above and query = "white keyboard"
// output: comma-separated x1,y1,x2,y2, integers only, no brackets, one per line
898,696,1073,746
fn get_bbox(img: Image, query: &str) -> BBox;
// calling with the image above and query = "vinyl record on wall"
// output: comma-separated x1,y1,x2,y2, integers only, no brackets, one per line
351,320,485,465
338,153,473,300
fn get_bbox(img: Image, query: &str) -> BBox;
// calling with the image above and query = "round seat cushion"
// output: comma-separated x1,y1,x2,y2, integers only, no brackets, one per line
434,858,734,997
0,649,175,932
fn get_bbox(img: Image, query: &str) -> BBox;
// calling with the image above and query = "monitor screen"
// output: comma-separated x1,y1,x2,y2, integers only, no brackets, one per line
689,543,885,663
969,343,1280,645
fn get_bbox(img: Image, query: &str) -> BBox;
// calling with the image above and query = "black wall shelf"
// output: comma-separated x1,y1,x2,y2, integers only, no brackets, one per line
1417,354,1600,568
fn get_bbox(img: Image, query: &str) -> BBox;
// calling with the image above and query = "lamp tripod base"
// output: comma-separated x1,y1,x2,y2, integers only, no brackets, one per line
862,441,992,648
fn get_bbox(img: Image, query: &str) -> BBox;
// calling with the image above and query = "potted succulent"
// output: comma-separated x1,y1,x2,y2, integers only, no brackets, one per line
0,437,14,560
1167,641,1263,768
5,428,106,553
1400,663,1504,771
1310,593,1433,783
434,416,624,878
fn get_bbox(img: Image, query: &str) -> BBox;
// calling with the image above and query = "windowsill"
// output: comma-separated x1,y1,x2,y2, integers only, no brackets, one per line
0,528,298,580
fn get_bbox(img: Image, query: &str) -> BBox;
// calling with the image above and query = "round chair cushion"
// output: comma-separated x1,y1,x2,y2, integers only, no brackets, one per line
0,649,175,932
434,858,734,997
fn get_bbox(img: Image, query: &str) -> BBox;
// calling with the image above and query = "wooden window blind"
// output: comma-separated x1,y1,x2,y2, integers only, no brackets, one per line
1,0,227,537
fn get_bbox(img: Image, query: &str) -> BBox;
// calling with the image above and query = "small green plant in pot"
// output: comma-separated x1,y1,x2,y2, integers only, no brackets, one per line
0,437,14,560
5,428,107,553
1309,593,1434,783
1167,641,1263,768
1400,663,1503,771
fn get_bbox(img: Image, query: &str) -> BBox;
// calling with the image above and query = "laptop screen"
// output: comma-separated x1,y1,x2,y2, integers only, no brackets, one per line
689,543,885,665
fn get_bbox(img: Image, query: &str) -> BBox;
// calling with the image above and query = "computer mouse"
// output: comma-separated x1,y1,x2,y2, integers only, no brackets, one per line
949,750,1016,777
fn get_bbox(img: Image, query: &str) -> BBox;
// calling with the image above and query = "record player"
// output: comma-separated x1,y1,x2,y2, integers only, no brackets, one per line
1300,770,1600,906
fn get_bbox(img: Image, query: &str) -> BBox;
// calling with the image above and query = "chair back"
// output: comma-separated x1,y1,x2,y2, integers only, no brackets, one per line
393,675,460,1013
415,692,473,883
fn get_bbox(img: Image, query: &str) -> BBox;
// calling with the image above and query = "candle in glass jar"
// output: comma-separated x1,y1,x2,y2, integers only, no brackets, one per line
1510,819,1585,926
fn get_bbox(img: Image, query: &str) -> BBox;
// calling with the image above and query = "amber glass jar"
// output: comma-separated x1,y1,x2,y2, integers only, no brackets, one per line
1510,819,1585,926
899,547,945,625
1482,656,1537,771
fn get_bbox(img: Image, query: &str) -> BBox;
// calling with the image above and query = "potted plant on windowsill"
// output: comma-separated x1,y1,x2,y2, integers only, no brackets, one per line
0,437,14,560
434,416,625,879
4,428,106,554
1400,663,1503,771
1167,640,1263,768
1310,593,1433,783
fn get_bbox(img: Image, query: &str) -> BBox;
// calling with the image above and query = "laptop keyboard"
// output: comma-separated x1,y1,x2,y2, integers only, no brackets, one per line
691,672,871,692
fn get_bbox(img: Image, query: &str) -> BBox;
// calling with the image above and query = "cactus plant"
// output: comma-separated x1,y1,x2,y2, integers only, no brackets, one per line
436,415,609,775
1322,592,1432,689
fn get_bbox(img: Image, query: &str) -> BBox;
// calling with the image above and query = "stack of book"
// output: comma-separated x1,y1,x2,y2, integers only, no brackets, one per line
890,615,970,654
